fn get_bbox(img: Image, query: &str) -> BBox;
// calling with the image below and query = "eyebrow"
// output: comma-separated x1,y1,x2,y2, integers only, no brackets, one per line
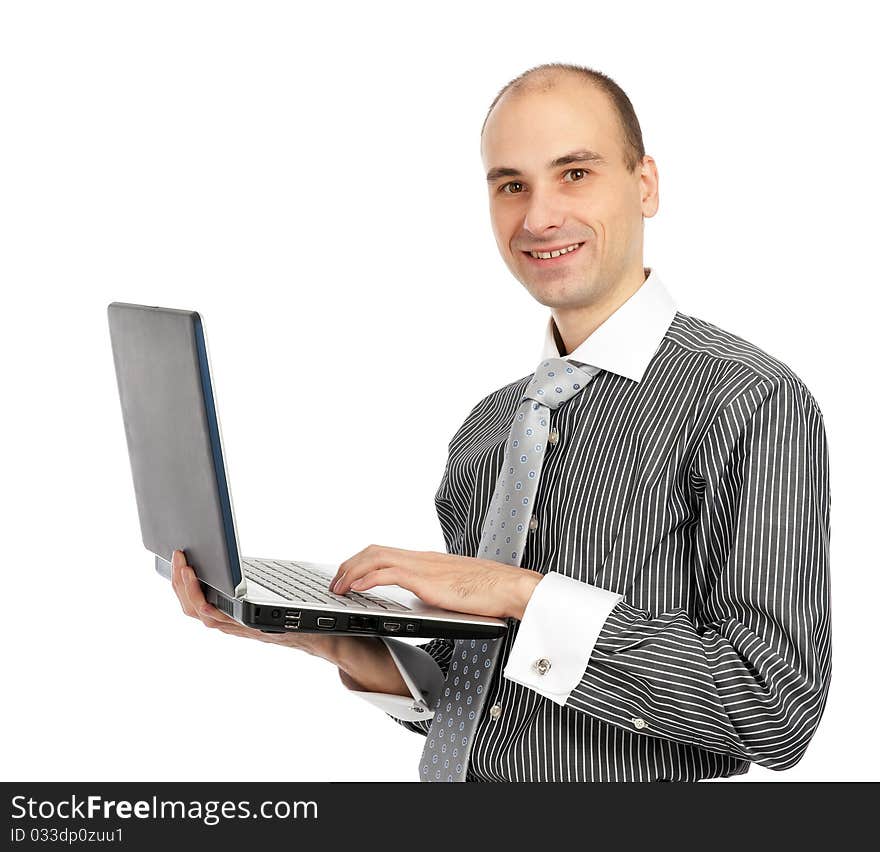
486,149,607,183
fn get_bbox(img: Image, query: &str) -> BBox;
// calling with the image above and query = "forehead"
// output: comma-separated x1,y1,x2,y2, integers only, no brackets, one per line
481,80,619,168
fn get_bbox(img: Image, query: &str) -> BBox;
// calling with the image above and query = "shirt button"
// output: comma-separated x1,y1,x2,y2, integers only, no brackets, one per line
528,515,538,531
489,703,502,719
632,717,648,730
533,658,552,676
548,428,559,445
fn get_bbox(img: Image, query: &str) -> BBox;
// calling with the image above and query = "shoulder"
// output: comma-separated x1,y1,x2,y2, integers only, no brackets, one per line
463,372,533,420
663,311,824,418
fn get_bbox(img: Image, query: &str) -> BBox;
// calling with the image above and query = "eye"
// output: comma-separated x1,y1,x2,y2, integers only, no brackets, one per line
499,168,590,194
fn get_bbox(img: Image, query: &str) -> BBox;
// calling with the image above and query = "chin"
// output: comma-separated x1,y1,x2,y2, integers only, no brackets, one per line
521,283,563,307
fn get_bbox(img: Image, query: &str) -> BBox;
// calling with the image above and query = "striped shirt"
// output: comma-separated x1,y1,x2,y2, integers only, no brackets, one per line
359,268,831,781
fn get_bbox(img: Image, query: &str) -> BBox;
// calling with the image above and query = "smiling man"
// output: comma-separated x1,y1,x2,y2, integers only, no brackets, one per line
481,69,655,347
172,62,832,782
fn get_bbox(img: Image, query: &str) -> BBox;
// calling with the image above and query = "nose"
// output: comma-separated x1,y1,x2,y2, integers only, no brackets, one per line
521,187,565,238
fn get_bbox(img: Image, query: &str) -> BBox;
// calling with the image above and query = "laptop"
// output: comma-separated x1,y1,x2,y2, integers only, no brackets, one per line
107,302,507,641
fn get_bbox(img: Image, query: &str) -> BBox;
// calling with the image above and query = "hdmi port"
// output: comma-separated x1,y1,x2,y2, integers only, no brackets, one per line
383,621,401,633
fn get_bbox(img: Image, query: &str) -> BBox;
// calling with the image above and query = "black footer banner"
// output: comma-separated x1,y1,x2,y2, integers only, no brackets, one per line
2,781,872,848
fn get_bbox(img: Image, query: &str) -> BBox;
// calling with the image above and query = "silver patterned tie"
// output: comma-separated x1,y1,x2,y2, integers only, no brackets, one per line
419,356,601,781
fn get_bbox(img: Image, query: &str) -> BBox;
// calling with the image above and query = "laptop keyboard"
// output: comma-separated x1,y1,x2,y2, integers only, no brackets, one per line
241,558,411,611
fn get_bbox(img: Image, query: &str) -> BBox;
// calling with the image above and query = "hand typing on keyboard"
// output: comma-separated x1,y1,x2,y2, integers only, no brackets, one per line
328,544,544,621
241,558,408,610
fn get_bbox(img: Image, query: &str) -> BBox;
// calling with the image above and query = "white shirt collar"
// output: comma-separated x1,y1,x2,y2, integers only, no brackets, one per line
539,267,678,383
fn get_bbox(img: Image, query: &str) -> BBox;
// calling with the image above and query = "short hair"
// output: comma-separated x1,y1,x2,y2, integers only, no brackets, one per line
481,62,646,174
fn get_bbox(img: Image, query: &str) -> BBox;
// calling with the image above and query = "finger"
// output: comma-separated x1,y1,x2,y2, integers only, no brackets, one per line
170,565,186,612
197,603,243,630
177,563,199,614
172,549,187,571
171,551,198,617
331,544,385,592
195,602,236,627
198,603,263,637
180,565,216,627
349,566,401,592
330,561,353,592
334,548,390,593
180,563,206,607
215,623,251,637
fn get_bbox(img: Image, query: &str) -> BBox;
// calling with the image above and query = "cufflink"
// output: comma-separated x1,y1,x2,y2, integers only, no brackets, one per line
533,658,552,676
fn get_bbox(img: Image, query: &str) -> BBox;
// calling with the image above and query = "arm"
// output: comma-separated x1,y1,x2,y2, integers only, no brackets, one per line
167,550,426,712
503,378,832,770
340,636,454,735
338,443,476,737
333,636,411,696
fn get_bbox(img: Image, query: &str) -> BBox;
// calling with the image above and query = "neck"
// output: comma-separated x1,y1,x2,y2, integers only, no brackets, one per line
552,266,650,356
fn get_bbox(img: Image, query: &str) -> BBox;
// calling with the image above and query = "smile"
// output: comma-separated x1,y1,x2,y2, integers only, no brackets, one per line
522,242,585,263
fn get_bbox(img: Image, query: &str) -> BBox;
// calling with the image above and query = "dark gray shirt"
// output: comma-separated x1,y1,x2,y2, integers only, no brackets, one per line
358,272,831,782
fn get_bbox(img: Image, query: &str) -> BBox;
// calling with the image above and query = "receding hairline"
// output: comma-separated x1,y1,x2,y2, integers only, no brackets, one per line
482,69,614,138
480,63,647,175
508,67,594,97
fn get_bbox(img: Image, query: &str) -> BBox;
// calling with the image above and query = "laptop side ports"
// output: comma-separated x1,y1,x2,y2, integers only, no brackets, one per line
348,615,378,631
382,621,402,633
284,609,301,630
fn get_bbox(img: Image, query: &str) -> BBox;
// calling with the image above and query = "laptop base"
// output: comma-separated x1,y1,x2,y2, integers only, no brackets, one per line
155,554,507,640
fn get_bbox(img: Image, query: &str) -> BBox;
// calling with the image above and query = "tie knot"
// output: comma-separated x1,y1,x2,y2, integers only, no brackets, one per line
524,357,599,410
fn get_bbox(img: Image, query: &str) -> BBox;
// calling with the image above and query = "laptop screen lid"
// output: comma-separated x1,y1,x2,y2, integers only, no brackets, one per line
107,302,245,598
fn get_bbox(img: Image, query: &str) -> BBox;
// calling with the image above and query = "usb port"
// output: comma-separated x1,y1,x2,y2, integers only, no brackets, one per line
383,621,401,633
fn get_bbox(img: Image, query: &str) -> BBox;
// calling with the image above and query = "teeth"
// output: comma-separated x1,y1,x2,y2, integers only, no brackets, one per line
529,242,582,259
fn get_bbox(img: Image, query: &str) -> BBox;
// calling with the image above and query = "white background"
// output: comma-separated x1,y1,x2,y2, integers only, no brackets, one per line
1,0,876,782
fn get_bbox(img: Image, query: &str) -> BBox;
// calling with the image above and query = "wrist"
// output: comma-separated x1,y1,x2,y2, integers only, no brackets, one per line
335,635,409,697
292,631,344,664
333,635,385,682
508,569,543,620
329,634,365,671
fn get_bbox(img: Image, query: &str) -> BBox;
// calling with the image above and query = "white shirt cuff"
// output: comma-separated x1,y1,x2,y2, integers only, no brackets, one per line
503,571,623,705
344,637,445,722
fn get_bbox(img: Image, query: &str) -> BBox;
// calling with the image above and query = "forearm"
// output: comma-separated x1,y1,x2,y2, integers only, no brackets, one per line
504,573,829,768
333,635,410,697
567,599,831,769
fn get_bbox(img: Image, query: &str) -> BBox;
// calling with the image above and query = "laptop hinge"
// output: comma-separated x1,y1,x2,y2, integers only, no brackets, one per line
233,576,248,599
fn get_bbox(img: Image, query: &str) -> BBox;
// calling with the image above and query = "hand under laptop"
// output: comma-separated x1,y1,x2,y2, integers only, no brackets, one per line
169,548,414,699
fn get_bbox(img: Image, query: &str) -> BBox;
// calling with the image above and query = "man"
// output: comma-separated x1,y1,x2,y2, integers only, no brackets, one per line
171,62,831,782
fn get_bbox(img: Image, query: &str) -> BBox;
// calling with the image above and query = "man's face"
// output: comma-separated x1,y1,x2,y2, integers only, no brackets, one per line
480,78,658,309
